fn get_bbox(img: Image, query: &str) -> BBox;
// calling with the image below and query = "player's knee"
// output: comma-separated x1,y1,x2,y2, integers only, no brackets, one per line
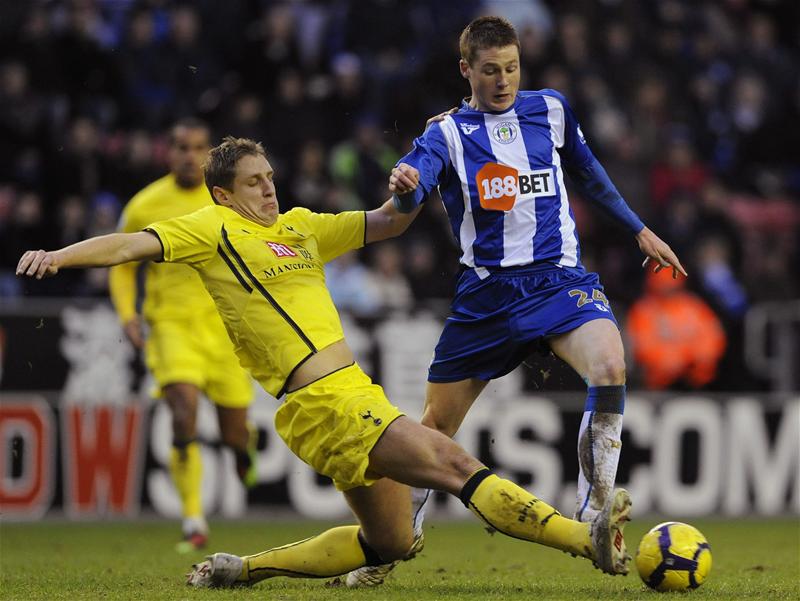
421,408,459,438
219,422,248,450
587,355,626,385
172,419,195,442
170,403,197,440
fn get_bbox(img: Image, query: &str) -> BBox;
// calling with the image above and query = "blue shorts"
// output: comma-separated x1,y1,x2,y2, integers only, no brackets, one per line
428,264,618,383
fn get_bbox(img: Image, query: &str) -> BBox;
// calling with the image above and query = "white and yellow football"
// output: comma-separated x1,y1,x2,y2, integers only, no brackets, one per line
635,522,712,592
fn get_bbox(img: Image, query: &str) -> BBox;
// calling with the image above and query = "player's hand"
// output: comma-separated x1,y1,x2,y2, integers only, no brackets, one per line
389,163,420,195
426,106,458,128
123,315,146,349
16,249,60,279
636,227,687,278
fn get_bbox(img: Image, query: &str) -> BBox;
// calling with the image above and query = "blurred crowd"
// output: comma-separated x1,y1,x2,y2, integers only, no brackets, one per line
0,0,798,390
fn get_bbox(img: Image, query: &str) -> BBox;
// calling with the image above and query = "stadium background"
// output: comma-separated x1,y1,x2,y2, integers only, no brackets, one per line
0,0,797,524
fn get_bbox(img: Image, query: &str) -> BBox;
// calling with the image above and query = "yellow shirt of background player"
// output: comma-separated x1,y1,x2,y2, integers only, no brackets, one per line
117,174,218,321
146,204,366,397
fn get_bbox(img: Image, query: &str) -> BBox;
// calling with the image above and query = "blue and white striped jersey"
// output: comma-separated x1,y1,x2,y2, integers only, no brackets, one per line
400,89,629,270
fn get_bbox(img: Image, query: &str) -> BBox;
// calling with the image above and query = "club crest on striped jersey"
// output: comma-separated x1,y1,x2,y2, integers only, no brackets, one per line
265,241,297,257
492,121,517,144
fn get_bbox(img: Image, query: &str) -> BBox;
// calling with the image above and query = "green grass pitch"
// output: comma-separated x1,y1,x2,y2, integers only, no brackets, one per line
1,517,798,600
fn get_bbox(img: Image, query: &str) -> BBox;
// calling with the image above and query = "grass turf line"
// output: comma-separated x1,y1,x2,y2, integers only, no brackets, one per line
1,517,798,600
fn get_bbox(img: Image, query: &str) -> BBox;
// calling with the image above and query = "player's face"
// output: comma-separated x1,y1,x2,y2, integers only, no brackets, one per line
168,126,211,188
461,45,520,112
221,154,279,227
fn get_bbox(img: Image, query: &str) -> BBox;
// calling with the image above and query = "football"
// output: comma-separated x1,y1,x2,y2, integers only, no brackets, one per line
635,522,712,591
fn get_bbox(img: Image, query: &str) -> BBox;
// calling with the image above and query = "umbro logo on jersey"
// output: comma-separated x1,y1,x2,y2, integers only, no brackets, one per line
265,241,297,257
577,125,587,145
459,123,480,135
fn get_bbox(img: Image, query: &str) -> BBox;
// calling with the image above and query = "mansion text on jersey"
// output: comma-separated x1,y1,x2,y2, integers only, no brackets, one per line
263,262,315,278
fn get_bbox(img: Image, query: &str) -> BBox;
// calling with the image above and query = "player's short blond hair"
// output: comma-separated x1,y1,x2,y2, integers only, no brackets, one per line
459,16,520,65
204,136,267,200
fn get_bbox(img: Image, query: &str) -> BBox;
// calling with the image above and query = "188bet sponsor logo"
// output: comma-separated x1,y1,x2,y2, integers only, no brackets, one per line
476,162,555,211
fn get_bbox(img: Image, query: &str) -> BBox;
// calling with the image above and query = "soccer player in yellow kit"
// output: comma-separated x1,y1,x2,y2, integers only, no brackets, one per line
17,136,632,589
109,120,254,551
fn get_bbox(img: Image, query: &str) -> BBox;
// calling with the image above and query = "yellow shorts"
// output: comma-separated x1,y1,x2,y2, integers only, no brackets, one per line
274,363,404,491
145,314,252,408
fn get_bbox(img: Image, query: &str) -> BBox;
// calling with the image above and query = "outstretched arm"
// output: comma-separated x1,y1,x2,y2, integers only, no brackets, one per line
16,231,163,280
365,195,423,243
565,158,686,278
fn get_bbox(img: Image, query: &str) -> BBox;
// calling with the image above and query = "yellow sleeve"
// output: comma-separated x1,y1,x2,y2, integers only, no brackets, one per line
108,262,138,323
145,206,220,266
297,208,366,263
109,199,145,322
117,195,149,234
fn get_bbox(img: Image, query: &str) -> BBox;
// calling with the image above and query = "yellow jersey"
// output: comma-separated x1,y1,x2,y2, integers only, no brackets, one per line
114,174,218,321
146,204,366,397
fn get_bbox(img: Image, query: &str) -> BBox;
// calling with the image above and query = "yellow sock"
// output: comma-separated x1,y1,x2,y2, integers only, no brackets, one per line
462,470,592,559
241,526,370,583
170,442,203,520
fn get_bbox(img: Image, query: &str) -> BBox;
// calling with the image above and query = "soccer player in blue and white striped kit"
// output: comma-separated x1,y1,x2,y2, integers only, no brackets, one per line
346,15,686,587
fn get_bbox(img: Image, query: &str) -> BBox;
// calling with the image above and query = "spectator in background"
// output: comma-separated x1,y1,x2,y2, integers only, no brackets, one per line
216,94,267,144
46,117,109,204
1,190,51,297
57,195,88,248
119,7,173,128
627,268,726,390
368,241,414,314
0,61,46,184
106,129,164,201
649,128,709,211
52,2,120,121
52,194,91,295
0,185,18,296
318,53,369,144
404,237,456,303
4,6,59,95
163,4,222,120
289,140,331,212
330,113,399,208
600,21,639,100
325,249,381,316
240,3,303,96
694,180,744,273
320,181,363,214
600,130,651,225
553,13,593,76
263,69,320,165
83,192,121,297
341,0,419,88
695,236,748,320
630,76,669,164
